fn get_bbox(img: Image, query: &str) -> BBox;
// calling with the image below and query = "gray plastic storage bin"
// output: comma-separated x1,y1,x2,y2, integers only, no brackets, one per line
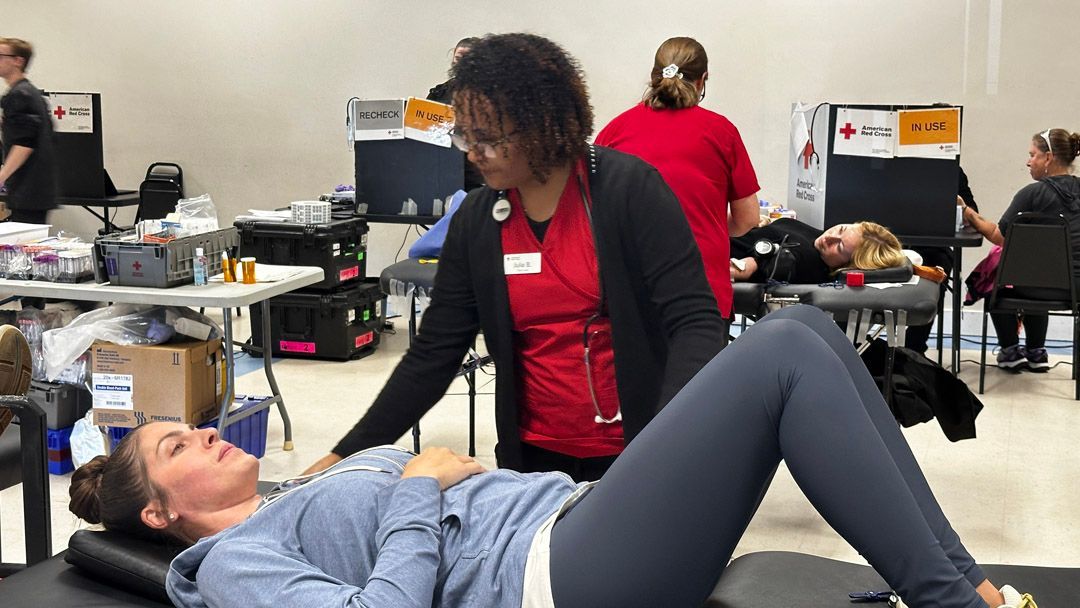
93,227,238,287
28,380,93,430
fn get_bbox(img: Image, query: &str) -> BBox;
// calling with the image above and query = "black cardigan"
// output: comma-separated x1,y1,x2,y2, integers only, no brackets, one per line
333,147,726,469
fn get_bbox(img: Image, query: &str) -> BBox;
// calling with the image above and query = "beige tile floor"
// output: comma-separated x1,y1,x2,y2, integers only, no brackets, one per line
2,311,1079,573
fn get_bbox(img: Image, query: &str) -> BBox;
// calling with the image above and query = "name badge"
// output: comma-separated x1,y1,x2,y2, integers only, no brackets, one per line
504,252,542,275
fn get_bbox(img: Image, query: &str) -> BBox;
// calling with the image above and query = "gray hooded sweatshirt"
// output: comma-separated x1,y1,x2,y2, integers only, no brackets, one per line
166,447,579,607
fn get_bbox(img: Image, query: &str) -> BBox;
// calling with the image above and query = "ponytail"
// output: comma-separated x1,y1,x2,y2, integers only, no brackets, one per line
1035,128,1080,167
642,37,708,110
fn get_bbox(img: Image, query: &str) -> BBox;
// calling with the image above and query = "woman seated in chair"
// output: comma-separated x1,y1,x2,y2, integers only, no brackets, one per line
69,306,1033,608
961,128,1080,371
729,217,907,284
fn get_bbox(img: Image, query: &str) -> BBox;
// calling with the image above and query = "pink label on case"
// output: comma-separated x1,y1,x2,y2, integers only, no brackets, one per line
355,332,374,348
339,266,360,281
280,340,316,353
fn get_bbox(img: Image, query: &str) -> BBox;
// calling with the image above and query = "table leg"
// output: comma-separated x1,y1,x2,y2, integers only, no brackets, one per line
261,299,293,450
216,307,236,435
81,205,112,234
952,246,964,374
935,285,945,366
467,351,477,458
409,293,421,454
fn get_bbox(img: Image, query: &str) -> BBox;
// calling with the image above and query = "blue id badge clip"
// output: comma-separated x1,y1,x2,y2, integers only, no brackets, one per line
849,590,898,603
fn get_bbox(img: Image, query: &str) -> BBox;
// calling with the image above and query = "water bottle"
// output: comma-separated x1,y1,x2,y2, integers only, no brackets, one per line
193,247,208,286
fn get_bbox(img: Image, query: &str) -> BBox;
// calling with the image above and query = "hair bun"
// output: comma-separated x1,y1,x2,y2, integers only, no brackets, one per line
1070,132,1080,158
69,455,109,524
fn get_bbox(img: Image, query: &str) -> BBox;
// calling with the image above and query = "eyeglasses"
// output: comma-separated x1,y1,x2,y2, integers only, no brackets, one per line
583,313,622,424
1039,129,1054,154
449,128,514,159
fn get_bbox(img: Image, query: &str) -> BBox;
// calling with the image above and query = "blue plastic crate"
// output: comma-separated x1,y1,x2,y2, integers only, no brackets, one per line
46,426,76,476
49,458,75,475
46,426,74,452
108,395,270,458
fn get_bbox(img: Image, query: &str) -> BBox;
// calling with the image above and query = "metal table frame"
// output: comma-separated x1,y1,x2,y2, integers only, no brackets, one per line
1,190,141,233
897,230,984,373
0,266,324,449
59,191,141,233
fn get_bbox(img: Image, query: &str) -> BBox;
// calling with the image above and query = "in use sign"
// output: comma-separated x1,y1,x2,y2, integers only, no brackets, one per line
897,108,961,158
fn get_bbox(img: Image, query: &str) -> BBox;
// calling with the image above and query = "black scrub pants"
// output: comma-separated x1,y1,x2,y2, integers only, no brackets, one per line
550,305,988,608
7,208,50,224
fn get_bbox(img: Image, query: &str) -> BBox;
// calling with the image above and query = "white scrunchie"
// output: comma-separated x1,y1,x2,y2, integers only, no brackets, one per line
661,63,682,79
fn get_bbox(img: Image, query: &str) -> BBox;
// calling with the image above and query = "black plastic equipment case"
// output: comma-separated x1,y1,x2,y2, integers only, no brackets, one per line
234,217,369,291
28,380,92,430
246,279,386,361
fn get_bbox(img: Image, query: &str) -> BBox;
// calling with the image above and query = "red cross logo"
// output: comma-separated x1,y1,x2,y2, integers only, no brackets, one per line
132,261,142,271
839,122,857,140
53,106,66,120
801,141,815,169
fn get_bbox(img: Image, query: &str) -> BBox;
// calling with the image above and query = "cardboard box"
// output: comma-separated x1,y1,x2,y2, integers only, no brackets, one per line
91,339,223,428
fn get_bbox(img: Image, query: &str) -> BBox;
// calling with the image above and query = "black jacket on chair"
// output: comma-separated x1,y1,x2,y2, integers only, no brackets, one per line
333,147,726,468
861,340,983,441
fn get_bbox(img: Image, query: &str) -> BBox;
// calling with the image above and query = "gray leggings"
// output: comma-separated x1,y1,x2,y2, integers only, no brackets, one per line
550,305,988,608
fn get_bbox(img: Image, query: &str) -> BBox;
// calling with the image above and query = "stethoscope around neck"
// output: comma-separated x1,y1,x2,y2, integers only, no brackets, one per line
493,171,622,425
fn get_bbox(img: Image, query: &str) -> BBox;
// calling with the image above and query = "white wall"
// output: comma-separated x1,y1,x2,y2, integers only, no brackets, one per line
6,0,1079,279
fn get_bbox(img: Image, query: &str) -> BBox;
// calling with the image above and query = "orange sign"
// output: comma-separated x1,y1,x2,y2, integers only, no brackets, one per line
404,97,454,133
898,108,960,146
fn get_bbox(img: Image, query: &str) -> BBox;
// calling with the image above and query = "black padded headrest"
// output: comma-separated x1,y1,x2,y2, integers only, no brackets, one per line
62,481,279,603
64,529,178,604
836,258,913,284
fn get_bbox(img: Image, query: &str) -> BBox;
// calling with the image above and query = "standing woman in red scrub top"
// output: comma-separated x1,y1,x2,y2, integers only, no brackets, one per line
307,33,726,482
596,36,762,320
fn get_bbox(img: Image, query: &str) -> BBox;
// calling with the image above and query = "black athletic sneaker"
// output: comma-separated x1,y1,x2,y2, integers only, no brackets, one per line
1025,347,1050,373
0,324,33,436
996,344,1026,371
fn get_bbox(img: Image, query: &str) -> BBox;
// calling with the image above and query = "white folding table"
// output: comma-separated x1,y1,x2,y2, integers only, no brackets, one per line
0,265,324,450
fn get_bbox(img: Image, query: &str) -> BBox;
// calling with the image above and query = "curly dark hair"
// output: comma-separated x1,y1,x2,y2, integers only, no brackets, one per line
450,33,594,183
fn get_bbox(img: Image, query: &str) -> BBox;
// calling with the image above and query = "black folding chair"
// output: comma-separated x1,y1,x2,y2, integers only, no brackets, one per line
135,162,184,223
100,162,184,236
0,396,53,576
979,213,1080,399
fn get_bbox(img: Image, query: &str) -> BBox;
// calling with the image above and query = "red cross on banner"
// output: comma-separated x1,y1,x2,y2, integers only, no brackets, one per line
832,108,896,159
53,106,66,120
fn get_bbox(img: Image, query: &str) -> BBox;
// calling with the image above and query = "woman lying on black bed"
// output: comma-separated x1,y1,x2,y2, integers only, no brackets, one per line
729,217,907,284
67,306,1033,608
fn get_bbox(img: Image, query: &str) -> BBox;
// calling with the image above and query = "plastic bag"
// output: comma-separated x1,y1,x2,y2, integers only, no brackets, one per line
17,306,79,381
386,279,432,321
42,305,222,381
408,190,466,258
175,193,219,234
70,409,107,467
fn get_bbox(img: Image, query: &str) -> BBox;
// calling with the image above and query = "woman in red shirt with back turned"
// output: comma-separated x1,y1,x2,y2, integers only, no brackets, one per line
596,37,761,319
